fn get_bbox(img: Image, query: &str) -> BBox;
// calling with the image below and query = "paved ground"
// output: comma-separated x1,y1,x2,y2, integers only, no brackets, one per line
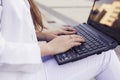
36,0,92,23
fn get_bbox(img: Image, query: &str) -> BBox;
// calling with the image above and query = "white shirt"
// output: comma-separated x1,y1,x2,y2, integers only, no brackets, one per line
0,0,46,80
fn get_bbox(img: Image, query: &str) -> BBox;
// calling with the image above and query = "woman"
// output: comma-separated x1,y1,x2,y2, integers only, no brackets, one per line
0,0,120,80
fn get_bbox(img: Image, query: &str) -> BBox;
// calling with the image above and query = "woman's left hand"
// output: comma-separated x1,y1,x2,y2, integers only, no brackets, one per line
49,26,77,35
37,26,77,41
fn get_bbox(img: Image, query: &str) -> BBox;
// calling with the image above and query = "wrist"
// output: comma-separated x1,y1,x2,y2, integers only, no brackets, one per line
36,31,47,41
42,31,55,42
39,43,54,56
46,43,54,55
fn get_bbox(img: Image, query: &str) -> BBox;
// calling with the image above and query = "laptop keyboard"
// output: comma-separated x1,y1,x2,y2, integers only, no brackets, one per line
54,25,107,65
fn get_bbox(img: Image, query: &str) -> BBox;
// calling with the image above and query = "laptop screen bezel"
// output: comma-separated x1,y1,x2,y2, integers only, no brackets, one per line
87,0,120,44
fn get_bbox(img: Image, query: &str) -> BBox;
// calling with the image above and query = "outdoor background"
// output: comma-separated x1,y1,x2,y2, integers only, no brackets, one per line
36,0,93,23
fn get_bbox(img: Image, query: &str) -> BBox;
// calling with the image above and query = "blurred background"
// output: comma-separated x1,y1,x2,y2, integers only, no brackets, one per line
36,0,93,23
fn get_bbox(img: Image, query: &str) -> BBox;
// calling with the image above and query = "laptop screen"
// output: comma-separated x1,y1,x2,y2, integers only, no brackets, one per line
87,0,120,43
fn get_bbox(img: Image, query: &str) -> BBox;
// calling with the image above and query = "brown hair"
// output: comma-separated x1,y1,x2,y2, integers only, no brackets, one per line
28,0,44,31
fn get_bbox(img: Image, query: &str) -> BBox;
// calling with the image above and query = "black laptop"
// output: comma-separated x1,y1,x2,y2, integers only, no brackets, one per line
54,0,120,65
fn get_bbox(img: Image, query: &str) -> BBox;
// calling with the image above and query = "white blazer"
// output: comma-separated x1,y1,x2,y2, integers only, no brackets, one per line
0,0,45,80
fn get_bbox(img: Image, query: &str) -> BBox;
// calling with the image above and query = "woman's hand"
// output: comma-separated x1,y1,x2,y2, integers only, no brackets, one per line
48,26,77,35
39,35,84,56
37,26,77,41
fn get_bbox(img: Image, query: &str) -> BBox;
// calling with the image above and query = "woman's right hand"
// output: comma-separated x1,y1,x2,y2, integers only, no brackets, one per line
39,35,85,56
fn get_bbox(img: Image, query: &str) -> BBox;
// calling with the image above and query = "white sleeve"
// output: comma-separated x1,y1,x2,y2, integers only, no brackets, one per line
0,1,42,73
0,37,42,73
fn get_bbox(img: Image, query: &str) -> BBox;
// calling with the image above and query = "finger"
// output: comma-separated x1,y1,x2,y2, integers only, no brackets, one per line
71,42,82,47
71,35,85,40
62,27,76,32
62,30,77,35
76,36,85,41
72,38,85,42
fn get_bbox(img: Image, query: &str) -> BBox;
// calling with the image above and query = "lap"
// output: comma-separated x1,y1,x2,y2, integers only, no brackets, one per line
96,50,120,80
42,50,115,80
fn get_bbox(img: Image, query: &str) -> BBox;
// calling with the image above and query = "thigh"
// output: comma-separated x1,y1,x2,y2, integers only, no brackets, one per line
42,50,113,80
96,50,120,80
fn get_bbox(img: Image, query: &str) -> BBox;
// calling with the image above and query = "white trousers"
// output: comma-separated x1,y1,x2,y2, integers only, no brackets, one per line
43,50,120,80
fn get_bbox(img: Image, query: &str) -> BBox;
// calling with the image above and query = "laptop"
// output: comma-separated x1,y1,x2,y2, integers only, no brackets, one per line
54,0,120,65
